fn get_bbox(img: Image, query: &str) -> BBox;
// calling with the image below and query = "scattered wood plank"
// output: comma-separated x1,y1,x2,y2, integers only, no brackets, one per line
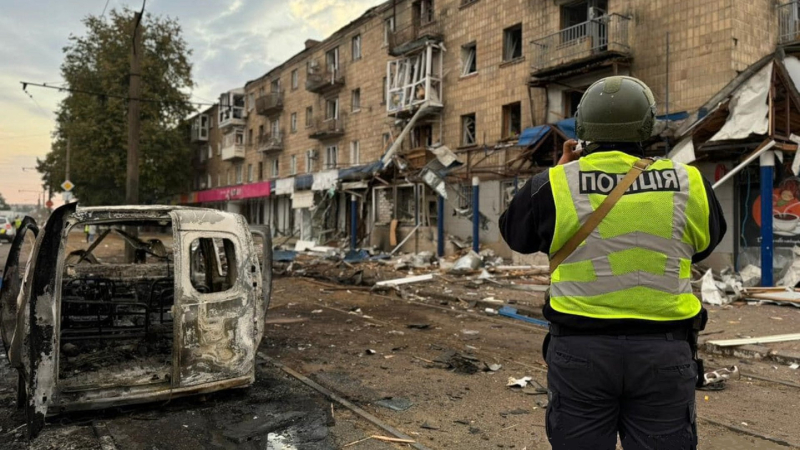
371,435,416,444
375,273,434,287
706,333,800,347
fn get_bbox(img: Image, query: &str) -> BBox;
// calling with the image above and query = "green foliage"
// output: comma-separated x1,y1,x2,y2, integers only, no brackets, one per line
0,192,9,210
37,8,196,205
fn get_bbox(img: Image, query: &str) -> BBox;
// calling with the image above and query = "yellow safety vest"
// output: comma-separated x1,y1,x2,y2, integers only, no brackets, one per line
548,151,710,321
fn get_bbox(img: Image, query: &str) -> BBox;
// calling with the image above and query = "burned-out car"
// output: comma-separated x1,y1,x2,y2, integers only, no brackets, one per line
0,203,271,438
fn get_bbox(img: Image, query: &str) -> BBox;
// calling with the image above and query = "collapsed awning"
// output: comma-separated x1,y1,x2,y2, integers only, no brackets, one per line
518,118,578,148
294,174,313,191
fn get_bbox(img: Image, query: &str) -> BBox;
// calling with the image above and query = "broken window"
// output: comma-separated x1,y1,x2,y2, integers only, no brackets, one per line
396,185,417,223
306,149,316,172
325,97,339,120
325,145,339,169
59,221,175,391
503,24,523,61
461,42,477,76
326,47,339,72
352,88,361,112
459,183,473,209
502,102,522,139
189,237,237,294
461,113,476,146
564,89,584,118
270,78,281,93
352,34,362,61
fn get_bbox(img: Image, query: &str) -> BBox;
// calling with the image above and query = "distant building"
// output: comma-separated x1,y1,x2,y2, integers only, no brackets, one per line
178,0,790,266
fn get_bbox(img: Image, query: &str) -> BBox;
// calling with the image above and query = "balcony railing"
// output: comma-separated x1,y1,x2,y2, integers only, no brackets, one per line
219,106,246,129
306,62,346,94
388,21,444,56
255,91,284,116
308,117,345,140
221,143,245,161
779,2,800,45
257,130,284,153
531,13,631,74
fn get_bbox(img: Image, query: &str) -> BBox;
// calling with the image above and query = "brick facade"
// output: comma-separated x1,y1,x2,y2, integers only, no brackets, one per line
185,0,786,252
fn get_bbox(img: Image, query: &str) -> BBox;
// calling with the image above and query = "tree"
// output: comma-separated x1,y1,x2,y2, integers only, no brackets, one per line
0,193,9,210
37,8,196,205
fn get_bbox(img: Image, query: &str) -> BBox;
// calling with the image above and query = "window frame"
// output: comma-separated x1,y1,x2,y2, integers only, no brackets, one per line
325,145,339,169
291,112,298,133
351,88,361,112
461,113,477,147
352,34,362,61
290,155,297,175
503,24,523,62
291,69,299,90
502,102,522,140
350,140,360,166
461,42,477,76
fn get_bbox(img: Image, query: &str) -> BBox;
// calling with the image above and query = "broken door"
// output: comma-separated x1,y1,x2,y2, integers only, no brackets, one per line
172,210,258,387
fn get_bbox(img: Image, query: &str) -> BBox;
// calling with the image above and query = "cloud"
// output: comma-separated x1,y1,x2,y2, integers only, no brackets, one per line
0,0,386,204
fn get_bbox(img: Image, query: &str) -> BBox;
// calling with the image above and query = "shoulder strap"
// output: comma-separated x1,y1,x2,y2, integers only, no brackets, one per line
549,158,654,274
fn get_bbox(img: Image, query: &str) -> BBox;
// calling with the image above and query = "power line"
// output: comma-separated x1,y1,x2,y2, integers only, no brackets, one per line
21,81,217,108
100,0,111,17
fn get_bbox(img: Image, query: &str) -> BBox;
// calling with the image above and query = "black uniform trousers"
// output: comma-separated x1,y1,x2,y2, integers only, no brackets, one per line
545,334,698,450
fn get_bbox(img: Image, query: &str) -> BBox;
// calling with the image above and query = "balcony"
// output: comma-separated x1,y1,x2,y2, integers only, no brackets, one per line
257,130,284,154
388,21,444,57
219,106,246,129
387,43,444,116
306,63,346,94
256,91,284,116
779,1,800,45
190,114,209,142
531,13,631,79
221,142,245,161
309,117,345,140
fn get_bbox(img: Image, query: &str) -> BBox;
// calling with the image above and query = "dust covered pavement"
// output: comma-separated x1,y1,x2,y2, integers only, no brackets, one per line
1,242,799,449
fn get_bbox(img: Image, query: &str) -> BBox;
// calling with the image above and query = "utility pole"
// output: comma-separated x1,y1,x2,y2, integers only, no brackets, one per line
126,11,142,207
126,11,143,262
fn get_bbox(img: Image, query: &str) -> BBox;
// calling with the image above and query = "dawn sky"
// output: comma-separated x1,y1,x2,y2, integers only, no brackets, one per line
0,0,384,205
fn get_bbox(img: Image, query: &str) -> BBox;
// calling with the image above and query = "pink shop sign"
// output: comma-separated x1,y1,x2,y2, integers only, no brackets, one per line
196,180,271,203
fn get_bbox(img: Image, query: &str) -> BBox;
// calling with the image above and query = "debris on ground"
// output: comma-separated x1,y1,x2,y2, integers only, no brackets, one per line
701,366,740,391
374,397,414,412
506,376,533,388
433,350,481,374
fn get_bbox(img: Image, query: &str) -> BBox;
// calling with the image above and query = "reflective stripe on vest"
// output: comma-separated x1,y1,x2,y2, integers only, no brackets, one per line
548,151,710,321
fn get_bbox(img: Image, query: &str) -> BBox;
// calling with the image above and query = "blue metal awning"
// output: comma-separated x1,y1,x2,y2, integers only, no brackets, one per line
294,174,313,191
554,118,576,139
517,125,551,147
338,161,383,181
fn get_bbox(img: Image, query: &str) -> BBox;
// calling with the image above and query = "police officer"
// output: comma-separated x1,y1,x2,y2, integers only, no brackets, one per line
500,76,726,449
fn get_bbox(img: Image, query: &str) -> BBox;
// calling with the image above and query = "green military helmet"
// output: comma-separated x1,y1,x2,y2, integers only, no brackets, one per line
575,76,656,143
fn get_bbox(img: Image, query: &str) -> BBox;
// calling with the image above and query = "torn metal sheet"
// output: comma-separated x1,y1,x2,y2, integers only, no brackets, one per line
429,145,459,167
668,136,696,165
311,170,339,191
292,191,315,209
275,178,295,195
700,269,729,306
710,62,772,141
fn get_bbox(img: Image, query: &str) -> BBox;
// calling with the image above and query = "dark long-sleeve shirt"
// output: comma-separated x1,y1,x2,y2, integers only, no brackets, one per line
500,154,727,334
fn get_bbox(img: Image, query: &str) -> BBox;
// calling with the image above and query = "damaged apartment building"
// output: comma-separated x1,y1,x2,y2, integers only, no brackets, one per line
179,0,789,265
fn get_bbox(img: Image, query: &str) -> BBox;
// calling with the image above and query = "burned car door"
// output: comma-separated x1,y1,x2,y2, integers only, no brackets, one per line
0,216,38,363
249,225,272,346
26,203,77,438
170,210,259,387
